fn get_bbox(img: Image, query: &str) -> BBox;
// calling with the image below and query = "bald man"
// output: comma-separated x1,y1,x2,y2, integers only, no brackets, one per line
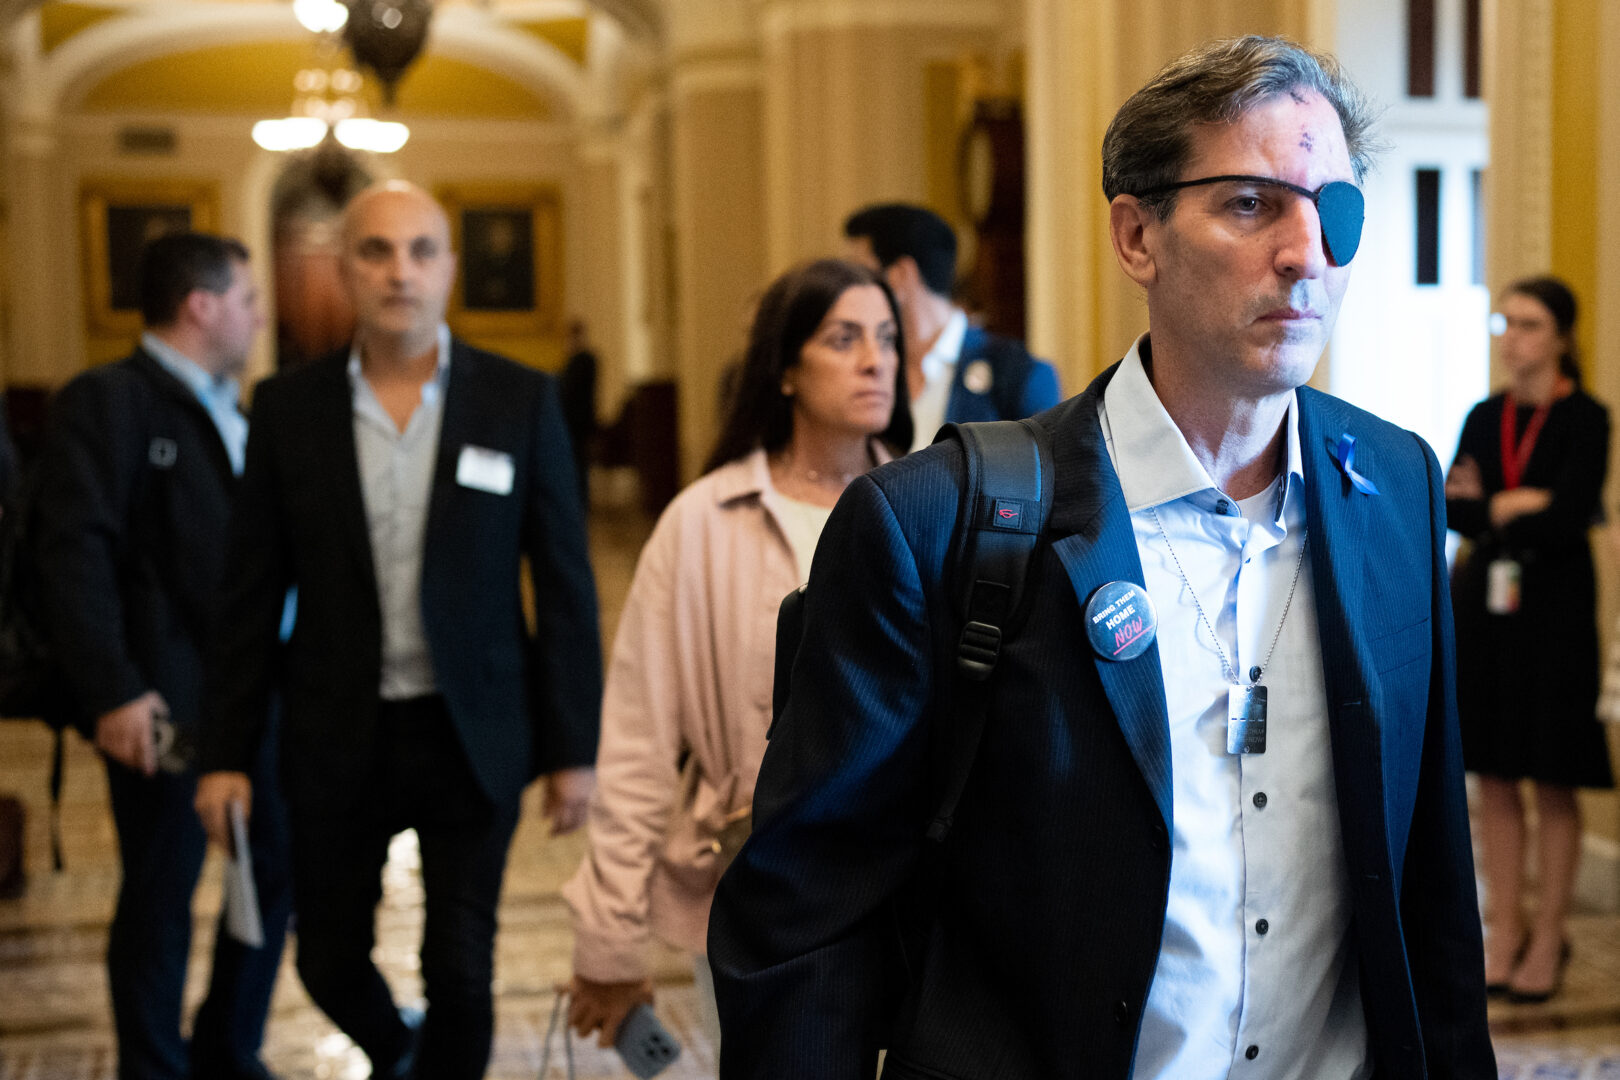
196,183,602,1079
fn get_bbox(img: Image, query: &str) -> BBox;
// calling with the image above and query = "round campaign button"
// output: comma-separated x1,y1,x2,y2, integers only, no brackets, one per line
1084,580,1158,662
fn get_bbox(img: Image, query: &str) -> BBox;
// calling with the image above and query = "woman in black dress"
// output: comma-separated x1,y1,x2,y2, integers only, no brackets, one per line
1447,275,1612,1003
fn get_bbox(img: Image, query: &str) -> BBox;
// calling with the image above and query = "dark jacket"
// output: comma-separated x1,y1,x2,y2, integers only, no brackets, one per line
200,340,602,814
942,326,1062,425
35,349,240,738
0,400,16,512
709,368,1493,1080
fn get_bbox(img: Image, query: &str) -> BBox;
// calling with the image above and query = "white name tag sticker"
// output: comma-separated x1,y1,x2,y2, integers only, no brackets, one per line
456,444,514,495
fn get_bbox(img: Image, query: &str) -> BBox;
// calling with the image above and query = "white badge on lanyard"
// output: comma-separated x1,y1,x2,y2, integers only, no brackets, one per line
1486,558,1521,615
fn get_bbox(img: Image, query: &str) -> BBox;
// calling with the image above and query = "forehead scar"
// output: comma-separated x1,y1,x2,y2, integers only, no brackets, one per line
1299,131,1315,152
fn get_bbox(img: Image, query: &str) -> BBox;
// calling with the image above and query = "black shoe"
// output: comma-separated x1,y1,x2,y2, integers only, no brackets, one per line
381,1006,425,1080
1505,941,1572,1005
1484,930,1527,996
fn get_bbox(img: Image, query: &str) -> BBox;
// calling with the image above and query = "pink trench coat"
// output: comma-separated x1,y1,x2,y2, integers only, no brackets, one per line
562,444,892,983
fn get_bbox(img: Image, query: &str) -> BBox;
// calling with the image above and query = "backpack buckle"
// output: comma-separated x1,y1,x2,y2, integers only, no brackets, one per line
957,620,1001,682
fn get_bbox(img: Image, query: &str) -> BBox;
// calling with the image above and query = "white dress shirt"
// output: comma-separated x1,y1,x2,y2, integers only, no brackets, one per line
348,324,452,701
1099,338,1368,1080
907,308,968,452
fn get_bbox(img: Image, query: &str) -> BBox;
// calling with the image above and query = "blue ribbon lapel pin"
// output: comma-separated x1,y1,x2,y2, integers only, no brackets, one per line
1331,433,1379,496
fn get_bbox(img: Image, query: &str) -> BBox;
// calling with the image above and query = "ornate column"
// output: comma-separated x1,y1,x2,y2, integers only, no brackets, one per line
1483,0,1553,391
2,11,74,386
757,0,1012,272
666,0,768,481
575,117,632,421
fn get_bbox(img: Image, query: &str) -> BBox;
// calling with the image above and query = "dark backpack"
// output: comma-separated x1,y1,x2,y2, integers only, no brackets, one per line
0,462,74,871
0,465,68,724
771,417,1055,843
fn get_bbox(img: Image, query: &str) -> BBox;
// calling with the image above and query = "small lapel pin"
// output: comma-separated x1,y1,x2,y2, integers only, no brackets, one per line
962,360,993,395
1332,433,1379,495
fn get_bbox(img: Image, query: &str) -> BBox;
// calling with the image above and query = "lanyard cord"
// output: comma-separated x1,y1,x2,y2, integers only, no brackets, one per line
1149,505,1308,686
1500,394,1553,490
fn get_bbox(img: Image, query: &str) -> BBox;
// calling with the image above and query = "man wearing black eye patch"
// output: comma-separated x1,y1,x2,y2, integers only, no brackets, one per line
711,35,1493,1080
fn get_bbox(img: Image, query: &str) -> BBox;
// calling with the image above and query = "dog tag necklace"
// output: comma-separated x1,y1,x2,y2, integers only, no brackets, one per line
1149,506,1308,755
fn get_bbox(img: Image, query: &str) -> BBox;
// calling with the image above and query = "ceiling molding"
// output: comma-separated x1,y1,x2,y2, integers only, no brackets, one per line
18,4,593,119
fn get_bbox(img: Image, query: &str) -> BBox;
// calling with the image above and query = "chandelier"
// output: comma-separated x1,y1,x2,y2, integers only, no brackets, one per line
254,0,429,154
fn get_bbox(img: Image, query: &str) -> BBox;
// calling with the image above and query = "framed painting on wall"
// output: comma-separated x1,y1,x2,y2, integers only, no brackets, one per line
80,179,220,336
437,183,563,336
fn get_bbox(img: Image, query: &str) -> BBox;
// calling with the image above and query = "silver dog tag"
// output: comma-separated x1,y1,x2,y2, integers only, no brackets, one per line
1226,684,1268,755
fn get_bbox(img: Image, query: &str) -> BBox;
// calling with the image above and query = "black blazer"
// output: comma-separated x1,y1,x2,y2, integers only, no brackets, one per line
0,397,16,512
709,368,1494,1079
200,341,602,814
35,349,240,737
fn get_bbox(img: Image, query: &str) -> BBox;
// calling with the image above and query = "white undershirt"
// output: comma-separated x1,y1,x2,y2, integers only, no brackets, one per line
772,494,834,584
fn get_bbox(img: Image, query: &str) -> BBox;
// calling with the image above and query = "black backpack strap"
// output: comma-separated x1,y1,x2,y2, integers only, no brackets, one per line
49,728,64,872
925,418,1053,843
769,585,807,741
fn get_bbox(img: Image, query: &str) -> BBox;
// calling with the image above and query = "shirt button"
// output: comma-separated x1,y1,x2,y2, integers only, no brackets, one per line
1255,918,1269,935
1216,500,1232,515
1246,1045,1260,1060
1115,1000,1130,1026
1253,792,1267,809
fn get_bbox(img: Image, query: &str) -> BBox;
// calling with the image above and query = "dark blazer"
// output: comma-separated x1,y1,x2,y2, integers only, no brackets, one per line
942,326,1062,425
200,340,602,814
709,368,1493,1079
0,398,16,512
35,349,240,738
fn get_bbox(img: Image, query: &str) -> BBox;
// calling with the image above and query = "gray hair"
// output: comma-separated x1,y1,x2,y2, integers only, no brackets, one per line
1102,36,1382,219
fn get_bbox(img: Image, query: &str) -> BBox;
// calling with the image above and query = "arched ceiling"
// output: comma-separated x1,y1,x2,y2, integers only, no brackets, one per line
3,0,664,41
4,0,667,119
79,40,556,119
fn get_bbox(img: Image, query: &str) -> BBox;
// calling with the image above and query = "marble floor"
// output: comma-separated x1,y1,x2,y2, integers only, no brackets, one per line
3,502,1620,1079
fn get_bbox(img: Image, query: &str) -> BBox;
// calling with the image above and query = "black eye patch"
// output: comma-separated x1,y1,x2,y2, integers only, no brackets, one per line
1134,174,1365,267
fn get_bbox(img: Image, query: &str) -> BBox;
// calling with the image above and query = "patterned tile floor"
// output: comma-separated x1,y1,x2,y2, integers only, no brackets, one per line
4,502,1620,1078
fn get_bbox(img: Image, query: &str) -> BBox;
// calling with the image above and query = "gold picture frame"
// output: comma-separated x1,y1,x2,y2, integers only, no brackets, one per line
80,178,220,336
437,183,563,336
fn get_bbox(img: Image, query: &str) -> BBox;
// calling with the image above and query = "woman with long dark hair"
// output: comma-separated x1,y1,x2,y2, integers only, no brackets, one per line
1447,275,1612,1003
560,258,911,1051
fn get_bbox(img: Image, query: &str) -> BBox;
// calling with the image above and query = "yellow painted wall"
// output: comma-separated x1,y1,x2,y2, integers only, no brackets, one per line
79,42,552,120
1550,0,1600,380
1549,0,1614,844
516,17,591,67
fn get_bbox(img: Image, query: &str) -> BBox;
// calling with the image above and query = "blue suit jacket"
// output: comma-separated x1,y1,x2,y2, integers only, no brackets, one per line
709,367,1493,1079
943,326,1062,425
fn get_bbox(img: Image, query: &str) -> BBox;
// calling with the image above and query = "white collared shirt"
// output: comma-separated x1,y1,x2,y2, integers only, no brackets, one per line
1099,337,1367,1080
141,332,248,476
347,323,453,701
907,307,968,452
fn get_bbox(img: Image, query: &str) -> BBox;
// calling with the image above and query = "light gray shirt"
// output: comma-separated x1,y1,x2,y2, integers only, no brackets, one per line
348,324,452,701
141,332,247,476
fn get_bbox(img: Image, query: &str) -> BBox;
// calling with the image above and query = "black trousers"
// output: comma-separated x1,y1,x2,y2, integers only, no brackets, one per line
289,695,520,1080
104,715,291,1080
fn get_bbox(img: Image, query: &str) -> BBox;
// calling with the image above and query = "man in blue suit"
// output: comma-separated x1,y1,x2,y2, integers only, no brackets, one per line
712,36,1493,1080
844,203,1060,450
